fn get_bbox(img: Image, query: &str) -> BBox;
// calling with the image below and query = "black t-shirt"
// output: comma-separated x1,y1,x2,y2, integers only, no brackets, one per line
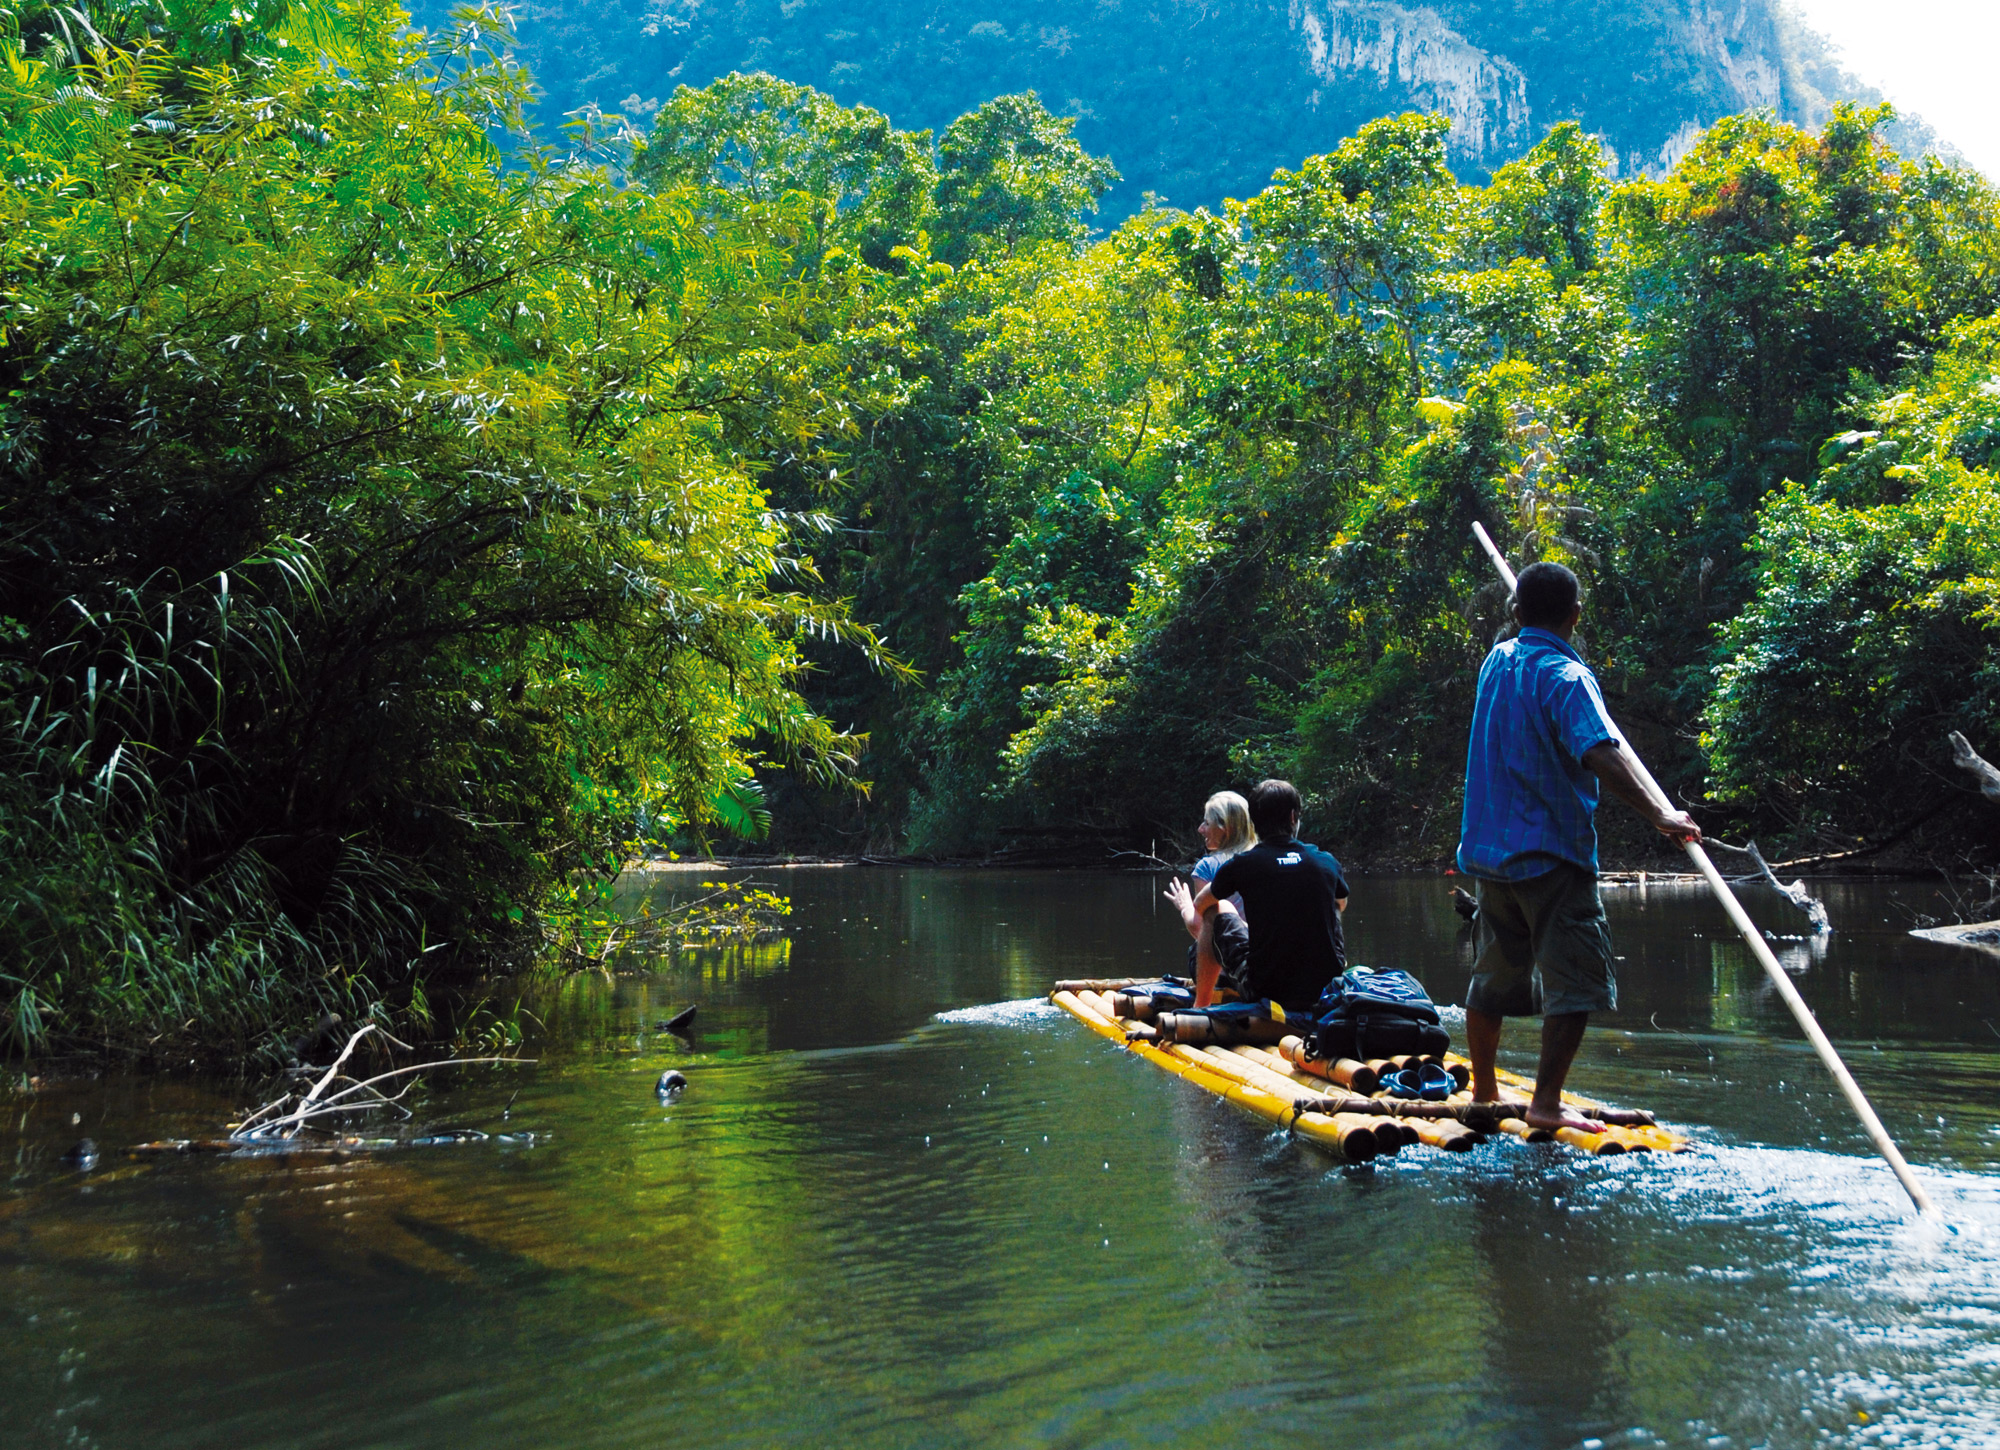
1206,838,1350,1011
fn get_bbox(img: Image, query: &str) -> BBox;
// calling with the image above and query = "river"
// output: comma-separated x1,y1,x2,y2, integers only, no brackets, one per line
7,867,2000,1449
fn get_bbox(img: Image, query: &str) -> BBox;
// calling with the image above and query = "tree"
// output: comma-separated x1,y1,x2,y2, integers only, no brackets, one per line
933,92,1118,265
633,71,937,270
1704,316,2000,843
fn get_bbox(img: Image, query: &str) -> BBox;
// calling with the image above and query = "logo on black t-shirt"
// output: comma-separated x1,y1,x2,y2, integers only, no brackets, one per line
1276,852,1301,865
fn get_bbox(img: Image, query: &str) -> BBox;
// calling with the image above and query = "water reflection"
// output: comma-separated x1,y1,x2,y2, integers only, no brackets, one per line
6,867,2000,1449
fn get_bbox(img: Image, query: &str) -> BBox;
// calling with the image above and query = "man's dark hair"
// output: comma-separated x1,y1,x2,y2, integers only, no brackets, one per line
1513,560,1581,629
1247,779,1303,839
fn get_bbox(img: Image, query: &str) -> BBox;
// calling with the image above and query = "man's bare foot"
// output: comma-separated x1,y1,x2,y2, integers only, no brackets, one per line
1525,1102,1607,1135
1462,1090,1528,1126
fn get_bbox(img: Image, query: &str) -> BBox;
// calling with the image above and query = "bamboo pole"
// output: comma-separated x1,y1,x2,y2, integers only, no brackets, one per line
1274,1044,1381,1094
1185,1047,1394,1156
1471,521,1933,1214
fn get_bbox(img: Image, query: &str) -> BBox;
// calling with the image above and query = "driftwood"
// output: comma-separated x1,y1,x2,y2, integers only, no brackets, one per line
223,1024,532,1149
1950,731,2000,806
1911,921,2000,953
1709,839,1832,934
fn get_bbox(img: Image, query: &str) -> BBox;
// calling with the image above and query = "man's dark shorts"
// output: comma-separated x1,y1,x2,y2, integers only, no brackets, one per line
1186,910,1253,999
1469,863,1615,1017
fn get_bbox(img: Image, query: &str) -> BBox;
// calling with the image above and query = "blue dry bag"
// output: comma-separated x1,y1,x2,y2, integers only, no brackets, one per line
1305,967,1450,1062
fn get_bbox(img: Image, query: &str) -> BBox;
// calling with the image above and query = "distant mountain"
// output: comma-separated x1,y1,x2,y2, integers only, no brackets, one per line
432,0,1944,213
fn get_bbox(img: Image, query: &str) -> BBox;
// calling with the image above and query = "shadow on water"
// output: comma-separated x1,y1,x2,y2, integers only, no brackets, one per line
7,867,2000,1448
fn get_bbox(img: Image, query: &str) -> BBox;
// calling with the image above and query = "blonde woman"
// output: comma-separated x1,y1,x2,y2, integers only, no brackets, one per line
1164,791,1256,1007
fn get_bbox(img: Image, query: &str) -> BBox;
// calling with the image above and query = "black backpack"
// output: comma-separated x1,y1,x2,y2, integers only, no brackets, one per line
1305,967,1450,1062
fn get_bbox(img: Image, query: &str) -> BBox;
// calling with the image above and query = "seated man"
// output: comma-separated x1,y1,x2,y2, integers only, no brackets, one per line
1165,779,1349,1014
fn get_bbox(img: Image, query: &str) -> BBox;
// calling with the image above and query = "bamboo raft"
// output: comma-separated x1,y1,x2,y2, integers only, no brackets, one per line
1051,980,1687,1162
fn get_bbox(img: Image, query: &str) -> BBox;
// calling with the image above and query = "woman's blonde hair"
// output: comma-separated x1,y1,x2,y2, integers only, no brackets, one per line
1202,791,1257,856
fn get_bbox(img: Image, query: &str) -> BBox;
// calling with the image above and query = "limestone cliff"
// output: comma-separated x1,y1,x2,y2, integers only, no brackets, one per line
1290,1,1530,162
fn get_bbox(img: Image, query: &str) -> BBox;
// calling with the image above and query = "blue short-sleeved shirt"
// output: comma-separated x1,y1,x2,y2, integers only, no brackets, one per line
1192,849,1246,918
1457,627,1621,882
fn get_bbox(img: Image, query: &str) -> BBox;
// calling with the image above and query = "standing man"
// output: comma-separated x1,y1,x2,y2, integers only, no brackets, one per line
1168,779,1348,1013
1458,561,1701,1134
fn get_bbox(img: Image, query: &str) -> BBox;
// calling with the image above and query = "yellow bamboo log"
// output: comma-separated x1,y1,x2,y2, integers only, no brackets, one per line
1193,1048,1407,1158
1404,1117,1477,1152
1053,990,1128,1044
1298,1111,1386,1161
1494,1116,1628,1154
1237,1047,1382,1109
1189,1049,1388,1153
1275,1037,1380,1094
1442,1055,1683,1150
1054,990,1375,1161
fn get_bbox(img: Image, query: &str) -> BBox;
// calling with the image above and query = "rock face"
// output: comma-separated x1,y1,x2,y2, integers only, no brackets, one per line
1644,0,1782,173
413,0,1937,213
1683,0,1782,112
1290,2,1530,164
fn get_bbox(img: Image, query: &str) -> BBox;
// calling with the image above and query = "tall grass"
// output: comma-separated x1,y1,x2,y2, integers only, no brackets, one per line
0,550,425,1062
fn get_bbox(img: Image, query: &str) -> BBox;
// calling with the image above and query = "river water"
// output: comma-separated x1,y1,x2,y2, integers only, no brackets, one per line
8,868,2000,1449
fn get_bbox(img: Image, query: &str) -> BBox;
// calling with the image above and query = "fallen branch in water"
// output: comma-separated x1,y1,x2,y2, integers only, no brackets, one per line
1708,839,1832,934
230,1023,532,1145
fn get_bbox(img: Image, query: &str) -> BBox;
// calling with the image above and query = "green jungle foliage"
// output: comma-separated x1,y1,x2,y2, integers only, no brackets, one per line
628,77,1998,868
0,0,904,1059
3,7,1995,1061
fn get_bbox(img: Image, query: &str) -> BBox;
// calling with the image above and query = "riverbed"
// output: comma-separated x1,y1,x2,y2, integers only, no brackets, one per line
8,868,2000,1449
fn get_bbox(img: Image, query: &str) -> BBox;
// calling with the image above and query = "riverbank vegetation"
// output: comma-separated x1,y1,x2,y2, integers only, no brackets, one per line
0,0,901,1058
727,84,2000,871
4,0,1996,1061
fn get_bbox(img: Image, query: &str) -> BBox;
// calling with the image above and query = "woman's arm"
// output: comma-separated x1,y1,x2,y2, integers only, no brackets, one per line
1164,877,1211,940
